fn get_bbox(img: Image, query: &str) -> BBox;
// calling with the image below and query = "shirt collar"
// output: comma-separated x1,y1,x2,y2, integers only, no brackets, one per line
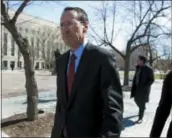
70,39,88,58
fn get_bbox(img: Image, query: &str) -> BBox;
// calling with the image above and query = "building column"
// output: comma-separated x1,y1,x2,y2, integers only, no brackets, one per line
7,60,11,70
7,33,11,57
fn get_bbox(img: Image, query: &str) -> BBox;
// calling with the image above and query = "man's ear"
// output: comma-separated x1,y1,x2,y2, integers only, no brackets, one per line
83,21,88,33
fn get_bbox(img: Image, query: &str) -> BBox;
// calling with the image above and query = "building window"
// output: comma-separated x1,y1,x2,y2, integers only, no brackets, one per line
17,61,22,69
25,28,28,33
3,33,8,55
42,62,45,69
35,62,39,70
2,60,8,70
17,49,21,62
11,37,15,56
32,30,35,34
31,37,34,47
41,40,45,58
10,61,15,70
36,39,40,58
24,36,29,44
48,41,53,55
37,30,40,34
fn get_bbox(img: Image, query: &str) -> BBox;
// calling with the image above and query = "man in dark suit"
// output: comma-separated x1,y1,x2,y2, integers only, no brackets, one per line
150,70,172,137
51,7,123,138
131,55,154,124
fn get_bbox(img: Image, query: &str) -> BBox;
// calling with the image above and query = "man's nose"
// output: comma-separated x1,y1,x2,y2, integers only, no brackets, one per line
64,28,70,35
62,26,69,33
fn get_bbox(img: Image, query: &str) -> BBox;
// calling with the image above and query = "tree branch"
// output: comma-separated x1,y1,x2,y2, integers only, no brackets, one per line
143,5,170,36
88,31,103,46
130,43,149,53
105,42,125,59
131,5,171,44
89,24,104,43
11,0,30,23
132,32,172,43
130,1,155,42
102,2,110,43
113,18,125,42
143,22,170,34
97,43,105,47
110,1,116,44
1,0,10,23
151,53,170,62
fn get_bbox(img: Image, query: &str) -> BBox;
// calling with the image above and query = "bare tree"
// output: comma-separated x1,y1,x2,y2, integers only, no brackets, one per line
146,44,171,67
90,1,171,85
154,54,172,79
1,0,38,121
41,30,61,70
29,27,57,69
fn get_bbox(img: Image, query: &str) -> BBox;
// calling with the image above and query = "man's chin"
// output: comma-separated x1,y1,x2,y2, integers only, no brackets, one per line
64,40,75,47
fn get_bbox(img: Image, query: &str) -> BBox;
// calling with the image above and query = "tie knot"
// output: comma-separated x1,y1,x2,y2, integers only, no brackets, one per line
71,53,76,60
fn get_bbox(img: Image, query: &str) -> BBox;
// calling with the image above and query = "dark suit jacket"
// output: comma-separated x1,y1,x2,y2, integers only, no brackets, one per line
51,42,123,138
131,65,154,103
150,70,172,137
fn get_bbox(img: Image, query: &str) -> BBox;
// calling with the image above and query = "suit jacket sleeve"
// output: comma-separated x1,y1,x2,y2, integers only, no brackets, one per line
150,72,172,137
145,67,154,87
51,64,61,138
131,73,136,98
99,52,124,138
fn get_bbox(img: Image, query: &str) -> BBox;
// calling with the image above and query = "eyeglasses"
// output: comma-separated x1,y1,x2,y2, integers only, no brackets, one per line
60,19,82,28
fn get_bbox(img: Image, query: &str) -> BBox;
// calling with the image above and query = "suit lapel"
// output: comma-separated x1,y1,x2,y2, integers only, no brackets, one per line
60,51,70,109
67,43,92,109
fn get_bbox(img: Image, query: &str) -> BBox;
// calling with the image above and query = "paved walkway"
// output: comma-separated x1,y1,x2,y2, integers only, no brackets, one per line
1,80,171,137
121,80,171,137
1,70,56,98
2,91,57,119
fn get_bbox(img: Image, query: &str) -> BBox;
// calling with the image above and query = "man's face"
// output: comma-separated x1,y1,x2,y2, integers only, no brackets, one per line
60,10,88,48
137,58,143,66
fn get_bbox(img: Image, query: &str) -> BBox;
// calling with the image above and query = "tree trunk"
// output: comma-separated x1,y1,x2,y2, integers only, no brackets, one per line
123,53,130,86
148,45,153,67
149,52,153,67
6,24,38,121
17,50,21,68
149,60,153,67
24,54,38,121
32,55,35,69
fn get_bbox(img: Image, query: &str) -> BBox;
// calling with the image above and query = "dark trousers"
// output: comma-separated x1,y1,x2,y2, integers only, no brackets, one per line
134,98,146,120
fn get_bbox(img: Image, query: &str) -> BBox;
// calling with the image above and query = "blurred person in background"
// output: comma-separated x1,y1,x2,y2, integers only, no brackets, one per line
150,70,172,137
131,55,154,123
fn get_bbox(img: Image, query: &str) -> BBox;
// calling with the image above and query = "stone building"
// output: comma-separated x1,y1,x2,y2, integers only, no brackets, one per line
1,10,69,70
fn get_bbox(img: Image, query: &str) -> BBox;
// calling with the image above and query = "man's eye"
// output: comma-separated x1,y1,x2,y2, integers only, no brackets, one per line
60,21,75,28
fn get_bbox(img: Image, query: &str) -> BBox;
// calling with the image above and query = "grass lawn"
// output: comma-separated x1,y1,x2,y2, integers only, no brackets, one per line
119,71,165,80
154,74,165,79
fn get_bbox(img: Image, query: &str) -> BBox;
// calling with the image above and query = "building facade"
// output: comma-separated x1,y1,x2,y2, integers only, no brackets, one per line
1,10,69,70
